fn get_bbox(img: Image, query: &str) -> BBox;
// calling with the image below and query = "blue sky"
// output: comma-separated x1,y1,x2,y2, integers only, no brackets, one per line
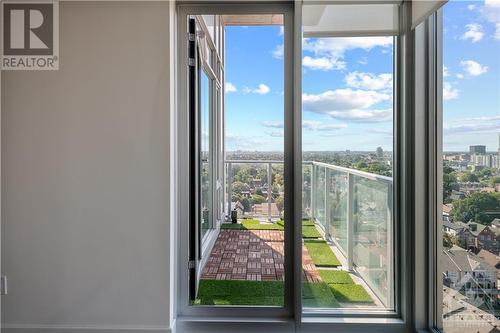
224,0,499,152
442,0,500,152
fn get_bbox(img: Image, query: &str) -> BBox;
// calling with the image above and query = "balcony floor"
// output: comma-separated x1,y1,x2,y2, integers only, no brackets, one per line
201,229,321,282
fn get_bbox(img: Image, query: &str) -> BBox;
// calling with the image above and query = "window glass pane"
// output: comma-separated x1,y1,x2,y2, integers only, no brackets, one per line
440,1,500,331
301,3,395,311
193,14,286,307
200,70,213,240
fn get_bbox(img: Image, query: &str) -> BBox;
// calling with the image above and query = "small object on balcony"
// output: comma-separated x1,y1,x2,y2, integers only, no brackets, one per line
231,209,238,224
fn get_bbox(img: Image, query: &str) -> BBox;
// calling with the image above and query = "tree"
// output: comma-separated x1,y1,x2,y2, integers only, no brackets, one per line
275,196,284,212
443,233,458,249
250,194,266,205
240,197,251,212
478,168,492,179
490,176,500,187
232,181,250,194
451,192,500,224
443,172,458,203
458,172,479,183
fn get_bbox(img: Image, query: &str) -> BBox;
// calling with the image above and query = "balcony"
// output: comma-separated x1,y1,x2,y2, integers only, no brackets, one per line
197,160,393,309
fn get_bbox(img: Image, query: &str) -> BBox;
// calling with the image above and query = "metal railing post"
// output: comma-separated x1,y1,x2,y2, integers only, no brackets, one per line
386,182,394,308
325,168,331,241
227,162,232,221
267,162,272,222
310,164,315,221
346,173,354,271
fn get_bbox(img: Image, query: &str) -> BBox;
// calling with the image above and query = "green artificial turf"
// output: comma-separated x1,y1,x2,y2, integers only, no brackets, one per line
302,282,340,308
220,219,284,230
318,270,354,284
302,225,322,239
329,284,374,303
195,280,284,306
304,240,341,267
302,219,316,226
221,219,319,233
195,279,373,307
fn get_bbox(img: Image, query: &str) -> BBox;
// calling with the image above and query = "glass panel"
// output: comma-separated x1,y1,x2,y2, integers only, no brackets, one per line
202,15,215,42
301,4,395,311
194,14,285,307
200,70,213,240
352,175,392,308
328,170,348,255
314,166,326,228
440,1,500,331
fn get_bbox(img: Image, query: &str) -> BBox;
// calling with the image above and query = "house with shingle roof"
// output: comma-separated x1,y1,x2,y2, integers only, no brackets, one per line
442,246,498,314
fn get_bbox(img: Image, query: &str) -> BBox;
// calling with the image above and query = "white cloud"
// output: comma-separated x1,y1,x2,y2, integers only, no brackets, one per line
358,57,368,65
278,26,284,36
254,84,270,95
367,128,393,136
302,120,347,131
443,66,450,77
266,130,284,138
226,134,273,150
303,89,391,113
444,117,500,135
456,73,464,79
460,60,488,76
301,37,392,72
482,0,500,39
263,120,347,131
302,56,345,71
271,44,283,59
303,37,393,59
344,72,393,91
225,82,237,93
328,109,392,123
261,121,283,129
244,83,270,95
467,4,477,11
443,82,459,100
461,23,484,43
483,0,500,22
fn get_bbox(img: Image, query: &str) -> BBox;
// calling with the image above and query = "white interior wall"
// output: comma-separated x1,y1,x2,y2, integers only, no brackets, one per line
1,2,175,332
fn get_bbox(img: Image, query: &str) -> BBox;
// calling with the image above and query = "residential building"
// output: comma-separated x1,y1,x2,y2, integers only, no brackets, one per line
476,249,500,282
442,246,498,316
470,154,492,168
443,220,466,236
457,222,486,251
252,202,280,217
470,145,487,155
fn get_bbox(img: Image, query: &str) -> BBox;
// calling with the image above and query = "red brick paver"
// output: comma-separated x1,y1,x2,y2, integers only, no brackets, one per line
201,229,321,282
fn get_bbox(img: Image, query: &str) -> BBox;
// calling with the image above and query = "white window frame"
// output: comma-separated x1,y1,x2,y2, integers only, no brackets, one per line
172,1,437,332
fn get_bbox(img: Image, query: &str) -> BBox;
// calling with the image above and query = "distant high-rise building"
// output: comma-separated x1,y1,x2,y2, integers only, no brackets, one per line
376,146,383,158
471,154,493,168
470,145,486,155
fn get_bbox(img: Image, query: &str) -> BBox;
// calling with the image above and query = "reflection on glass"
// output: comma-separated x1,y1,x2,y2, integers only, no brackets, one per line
195,16,286,307
200,70,212,240
440,1,500,331
301,2,395,309
352,175,392,307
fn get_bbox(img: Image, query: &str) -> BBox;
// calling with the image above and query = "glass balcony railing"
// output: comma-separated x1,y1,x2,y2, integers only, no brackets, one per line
224,160,394,308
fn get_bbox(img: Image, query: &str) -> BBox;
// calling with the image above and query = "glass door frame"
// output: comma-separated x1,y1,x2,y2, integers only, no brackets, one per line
176,2,296,319
175,2,420,331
